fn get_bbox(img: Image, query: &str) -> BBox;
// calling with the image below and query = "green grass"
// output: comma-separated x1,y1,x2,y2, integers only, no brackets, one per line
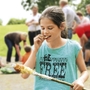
0,24,29,56
72,34,79,42
0,24,79,56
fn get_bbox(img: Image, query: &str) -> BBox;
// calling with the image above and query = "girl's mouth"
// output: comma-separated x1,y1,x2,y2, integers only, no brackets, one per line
44,35,51,39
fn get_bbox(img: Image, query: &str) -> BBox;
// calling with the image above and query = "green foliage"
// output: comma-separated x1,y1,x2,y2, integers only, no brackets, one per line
21,0,59,12
76,0,85,15
21,0,90,15
21,0,31,10
7,18,26,25
76,0,90,15
37,0,59,12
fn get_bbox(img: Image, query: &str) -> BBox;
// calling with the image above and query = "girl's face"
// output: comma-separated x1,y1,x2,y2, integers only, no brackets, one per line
40,18,61,42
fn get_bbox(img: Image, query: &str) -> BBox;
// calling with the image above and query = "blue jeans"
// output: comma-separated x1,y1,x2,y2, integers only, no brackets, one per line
68,29,72,39
4,37,20,62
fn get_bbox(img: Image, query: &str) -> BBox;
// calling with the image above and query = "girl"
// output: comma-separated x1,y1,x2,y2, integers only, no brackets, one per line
21,6,89,90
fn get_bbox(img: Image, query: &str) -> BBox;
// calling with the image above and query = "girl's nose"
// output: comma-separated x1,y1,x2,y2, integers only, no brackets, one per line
44,29,49,34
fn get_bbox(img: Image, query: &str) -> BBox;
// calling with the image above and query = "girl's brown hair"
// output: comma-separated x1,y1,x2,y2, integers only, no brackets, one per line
39,6,67,38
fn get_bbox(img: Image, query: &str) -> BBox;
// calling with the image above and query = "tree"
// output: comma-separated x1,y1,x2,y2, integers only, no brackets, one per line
7,18,26,25
21,0,90,14
21,0,59,12
0,19,2,25
37,0,60,12
21,0,31,10
21,0,79,13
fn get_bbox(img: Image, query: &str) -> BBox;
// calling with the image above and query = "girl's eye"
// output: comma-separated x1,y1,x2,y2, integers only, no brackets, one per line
41,27,53,30
41,27,45,30
48,27,53,30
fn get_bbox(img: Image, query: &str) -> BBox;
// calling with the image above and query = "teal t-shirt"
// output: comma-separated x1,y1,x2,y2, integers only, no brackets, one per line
34,39,81,90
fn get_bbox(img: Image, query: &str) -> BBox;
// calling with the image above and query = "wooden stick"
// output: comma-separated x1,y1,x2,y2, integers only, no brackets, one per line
34,71,73,87
33,72,88,90
13,64,89,90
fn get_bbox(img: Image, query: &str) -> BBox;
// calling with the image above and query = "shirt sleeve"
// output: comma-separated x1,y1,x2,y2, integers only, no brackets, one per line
62,8,67,21
74,41,82,58
74,14,81,24
75,25,84,38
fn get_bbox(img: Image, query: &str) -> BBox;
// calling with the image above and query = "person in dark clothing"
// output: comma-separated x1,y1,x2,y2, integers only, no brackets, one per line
4,31,27,63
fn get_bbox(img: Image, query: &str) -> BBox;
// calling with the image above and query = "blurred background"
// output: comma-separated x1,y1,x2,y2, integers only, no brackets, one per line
0,0,90,26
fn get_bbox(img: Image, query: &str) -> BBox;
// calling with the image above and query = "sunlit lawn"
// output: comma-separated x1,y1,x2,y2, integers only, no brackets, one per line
0,24,79,56
72,34,79,42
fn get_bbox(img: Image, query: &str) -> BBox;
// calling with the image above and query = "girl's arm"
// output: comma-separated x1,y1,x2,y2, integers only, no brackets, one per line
21,49,37,79
72,50,89,90
21,34,44,79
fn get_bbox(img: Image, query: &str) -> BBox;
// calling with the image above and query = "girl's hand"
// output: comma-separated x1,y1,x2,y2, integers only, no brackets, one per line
71,80,84,90
34,34,44,52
